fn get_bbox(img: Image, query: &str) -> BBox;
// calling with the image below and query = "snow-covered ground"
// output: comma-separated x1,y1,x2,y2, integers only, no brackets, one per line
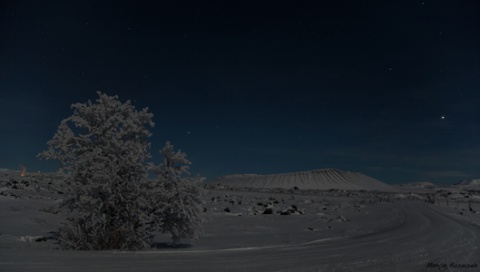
1,170,479,271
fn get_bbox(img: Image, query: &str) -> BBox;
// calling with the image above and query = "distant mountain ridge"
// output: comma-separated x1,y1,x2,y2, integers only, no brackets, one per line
400,181,436,188
455,179,480,186
211,168,395,192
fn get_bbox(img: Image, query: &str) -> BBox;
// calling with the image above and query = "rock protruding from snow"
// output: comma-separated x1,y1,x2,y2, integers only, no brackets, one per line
211,169,395,192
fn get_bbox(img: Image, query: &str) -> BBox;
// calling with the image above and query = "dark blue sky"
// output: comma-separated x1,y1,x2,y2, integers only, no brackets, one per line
1,1,479,184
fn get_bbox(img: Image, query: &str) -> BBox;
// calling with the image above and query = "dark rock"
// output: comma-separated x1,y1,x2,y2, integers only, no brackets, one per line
280,210,291,215
35,236,47,242
263,207,273,214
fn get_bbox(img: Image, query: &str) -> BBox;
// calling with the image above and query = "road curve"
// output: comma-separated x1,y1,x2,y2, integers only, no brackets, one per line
1,201,479,272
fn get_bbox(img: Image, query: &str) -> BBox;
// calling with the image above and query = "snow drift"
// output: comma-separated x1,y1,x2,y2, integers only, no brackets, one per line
211,169,395,192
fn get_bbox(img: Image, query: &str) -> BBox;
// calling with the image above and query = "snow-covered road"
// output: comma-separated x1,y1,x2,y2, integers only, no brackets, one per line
1,201,479,271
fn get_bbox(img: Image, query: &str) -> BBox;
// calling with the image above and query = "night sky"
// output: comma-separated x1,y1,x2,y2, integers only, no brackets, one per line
1,1,479,184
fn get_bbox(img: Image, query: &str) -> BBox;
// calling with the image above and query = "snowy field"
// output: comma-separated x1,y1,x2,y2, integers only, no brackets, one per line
1,170,480,271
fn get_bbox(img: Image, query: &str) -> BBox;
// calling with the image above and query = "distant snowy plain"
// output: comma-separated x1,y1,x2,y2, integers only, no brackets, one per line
1,169,479,271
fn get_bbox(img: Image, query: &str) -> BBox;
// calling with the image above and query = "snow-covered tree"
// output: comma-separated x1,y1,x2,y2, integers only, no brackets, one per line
149,142,205,245
38,92,203,250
